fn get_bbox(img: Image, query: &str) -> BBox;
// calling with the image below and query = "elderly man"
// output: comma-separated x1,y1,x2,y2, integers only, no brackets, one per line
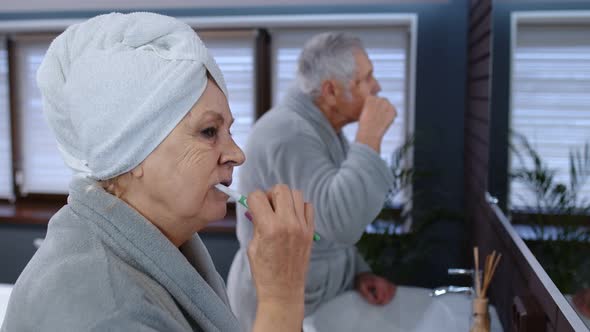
227,32,398,331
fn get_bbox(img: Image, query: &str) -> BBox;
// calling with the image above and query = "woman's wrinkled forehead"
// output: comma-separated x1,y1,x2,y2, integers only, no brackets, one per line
184,79,233,125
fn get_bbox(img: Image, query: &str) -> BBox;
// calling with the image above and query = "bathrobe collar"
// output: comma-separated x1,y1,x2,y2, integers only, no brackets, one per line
67,176,240,331
282,85,349,159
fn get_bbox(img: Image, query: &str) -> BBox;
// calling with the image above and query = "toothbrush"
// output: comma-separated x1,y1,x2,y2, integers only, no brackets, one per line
214,183,320,241
215,183,249,209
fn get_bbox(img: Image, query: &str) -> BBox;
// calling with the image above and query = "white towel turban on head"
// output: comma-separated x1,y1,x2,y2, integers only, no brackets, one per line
37,12,228,180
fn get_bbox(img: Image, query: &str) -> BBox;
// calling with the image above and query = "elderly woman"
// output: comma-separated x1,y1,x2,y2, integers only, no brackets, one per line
0,12,314,332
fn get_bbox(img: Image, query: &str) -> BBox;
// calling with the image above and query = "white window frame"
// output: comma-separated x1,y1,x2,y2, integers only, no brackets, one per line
509,10,590,211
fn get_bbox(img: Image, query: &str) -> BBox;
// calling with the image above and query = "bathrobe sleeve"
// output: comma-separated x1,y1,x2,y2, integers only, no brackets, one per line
355,250,372,275
271,133,394,246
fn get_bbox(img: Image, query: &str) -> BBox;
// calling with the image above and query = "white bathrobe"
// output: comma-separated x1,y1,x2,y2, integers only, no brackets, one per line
227,86,395,331
1,177,240,331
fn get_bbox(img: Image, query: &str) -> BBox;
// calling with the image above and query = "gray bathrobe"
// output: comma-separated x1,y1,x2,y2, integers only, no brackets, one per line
227,86,394,331
1,177,240,332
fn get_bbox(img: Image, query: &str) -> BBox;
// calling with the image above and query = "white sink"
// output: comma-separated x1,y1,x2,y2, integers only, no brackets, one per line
303,286,503,332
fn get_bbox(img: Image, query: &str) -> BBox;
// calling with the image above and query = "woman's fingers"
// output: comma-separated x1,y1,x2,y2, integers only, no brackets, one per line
269,184,295,218
304,202,315,234
247,190,274,227
292,190,305,223
254,186,313,236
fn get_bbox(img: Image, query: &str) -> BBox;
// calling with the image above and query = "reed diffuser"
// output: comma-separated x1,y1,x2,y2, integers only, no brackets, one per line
470,247,502,332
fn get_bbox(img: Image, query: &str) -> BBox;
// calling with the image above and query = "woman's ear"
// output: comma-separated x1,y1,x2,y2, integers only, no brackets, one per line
130,164,144,178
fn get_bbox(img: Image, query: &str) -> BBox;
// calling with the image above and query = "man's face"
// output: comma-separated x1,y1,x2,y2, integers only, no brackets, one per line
335,50,381,122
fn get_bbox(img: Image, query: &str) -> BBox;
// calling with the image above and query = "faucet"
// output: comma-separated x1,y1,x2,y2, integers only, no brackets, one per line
430,285,473,297
429,268,476,297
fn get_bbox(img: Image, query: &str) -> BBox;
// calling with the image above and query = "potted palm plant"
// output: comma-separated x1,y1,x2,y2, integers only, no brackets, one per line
356,137,462,286
510,132,590,294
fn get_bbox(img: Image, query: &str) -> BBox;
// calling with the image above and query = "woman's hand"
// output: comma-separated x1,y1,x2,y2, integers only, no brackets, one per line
247,184,315,332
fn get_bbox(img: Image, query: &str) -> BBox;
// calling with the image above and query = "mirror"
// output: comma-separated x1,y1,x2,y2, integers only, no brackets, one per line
489,2,590,328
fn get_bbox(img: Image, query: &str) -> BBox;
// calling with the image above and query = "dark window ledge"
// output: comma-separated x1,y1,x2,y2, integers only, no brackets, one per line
0,198,64,225
0,200,237,233
514,224,590,242
511,211,590,227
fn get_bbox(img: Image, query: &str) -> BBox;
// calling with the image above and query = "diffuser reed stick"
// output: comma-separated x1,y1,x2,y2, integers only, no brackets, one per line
471,247,502,332
474,247,481,297
473,247,502,298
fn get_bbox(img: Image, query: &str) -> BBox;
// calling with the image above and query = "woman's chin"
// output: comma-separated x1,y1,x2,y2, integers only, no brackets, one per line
207,201,228,221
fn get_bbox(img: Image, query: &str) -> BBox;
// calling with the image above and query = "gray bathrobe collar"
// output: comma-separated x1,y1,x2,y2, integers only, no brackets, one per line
67,176,240,331
282,86,349,159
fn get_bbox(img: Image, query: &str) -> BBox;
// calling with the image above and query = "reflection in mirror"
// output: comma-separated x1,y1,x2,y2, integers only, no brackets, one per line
503,9,590,328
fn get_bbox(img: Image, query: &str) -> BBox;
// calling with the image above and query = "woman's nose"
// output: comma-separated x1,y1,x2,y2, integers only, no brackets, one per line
221,137,245,166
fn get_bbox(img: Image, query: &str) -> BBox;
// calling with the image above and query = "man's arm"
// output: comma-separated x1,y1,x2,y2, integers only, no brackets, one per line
271,134,393,245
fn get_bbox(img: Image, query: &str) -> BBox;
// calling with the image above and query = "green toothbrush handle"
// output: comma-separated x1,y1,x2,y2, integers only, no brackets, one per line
238,196,249,209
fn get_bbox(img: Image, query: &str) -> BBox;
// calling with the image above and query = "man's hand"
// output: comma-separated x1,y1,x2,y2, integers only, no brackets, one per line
355,96,397,153
354,272,397,305
573,288,590,318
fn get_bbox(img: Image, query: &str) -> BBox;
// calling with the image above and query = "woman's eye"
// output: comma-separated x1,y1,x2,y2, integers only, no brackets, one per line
201,127,217,138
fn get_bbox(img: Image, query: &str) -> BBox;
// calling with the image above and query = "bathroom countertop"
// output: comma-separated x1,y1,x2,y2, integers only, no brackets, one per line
303,286,503,332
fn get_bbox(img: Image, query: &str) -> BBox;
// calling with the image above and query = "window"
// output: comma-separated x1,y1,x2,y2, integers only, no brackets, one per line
271,27,411,204
12,35,71,195
6,31,255,196
0,38,14,200
198,31,256,190
510,23,590,209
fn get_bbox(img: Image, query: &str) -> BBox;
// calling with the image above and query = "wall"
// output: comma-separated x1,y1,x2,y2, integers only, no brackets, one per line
464,0,492,282
0,1,452,14
0,224,46,284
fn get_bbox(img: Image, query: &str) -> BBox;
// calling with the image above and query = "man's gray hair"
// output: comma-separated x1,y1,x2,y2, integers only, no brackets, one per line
296,32,364,97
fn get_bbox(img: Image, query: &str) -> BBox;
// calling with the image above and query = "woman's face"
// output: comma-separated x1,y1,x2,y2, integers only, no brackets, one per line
127,79,244,244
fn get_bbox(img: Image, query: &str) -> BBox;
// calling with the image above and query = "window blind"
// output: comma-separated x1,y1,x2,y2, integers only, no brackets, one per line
510,24,590,209
13,35,72,195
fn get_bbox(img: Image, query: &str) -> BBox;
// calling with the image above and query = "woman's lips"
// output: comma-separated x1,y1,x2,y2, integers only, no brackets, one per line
218,179,232,187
